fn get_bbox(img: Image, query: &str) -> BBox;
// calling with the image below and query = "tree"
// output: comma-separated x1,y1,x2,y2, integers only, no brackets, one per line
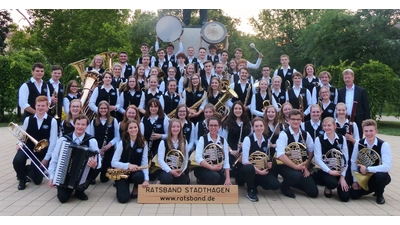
0,9,13,55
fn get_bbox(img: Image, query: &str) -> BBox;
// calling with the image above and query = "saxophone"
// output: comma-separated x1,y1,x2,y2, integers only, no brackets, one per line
106,167,148,180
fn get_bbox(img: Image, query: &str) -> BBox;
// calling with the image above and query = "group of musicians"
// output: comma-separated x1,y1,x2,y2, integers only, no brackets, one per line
13,45,391,205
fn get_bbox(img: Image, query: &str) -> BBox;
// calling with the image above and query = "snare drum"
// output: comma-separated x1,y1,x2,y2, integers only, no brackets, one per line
155,15,184,42
201,21,227,44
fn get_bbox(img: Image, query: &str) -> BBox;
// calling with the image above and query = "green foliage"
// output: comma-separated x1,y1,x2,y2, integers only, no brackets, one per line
0,49,49,121
0,9,13,54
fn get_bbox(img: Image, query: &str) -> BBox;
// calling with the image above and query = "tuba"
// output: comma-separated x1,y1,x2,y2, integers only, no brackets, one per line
69,58,101,121
99,51,118,70
150,149,187,174
106,167,148,180
215,81,238,118
8,122,50,179
189,143,224,169
353,147,382,191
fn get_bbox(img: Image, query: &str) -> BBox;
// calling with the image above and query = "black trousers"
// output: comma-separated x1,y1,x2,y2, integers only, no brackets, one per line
114,171,145,203
182,9,208,25
319,171,351,202
92,147,115,182
350,172,391,199
56,186,86,203
236,164,280,192
278,165,319,198
194,167,225,185
13,149,44,185
158,170,188,184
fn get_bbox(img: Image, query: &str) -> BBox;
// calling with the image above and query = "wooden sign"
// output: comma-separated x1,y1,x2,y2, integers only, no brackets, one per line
138,185,238,204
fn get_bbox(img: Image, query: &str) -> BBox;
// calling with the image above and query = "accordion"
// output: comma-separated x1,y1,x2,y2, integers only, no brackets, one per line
54,141,98,190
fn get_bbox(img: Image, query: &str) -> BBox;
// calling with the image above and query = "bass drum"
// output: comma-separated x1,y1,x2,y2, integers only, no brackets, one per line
155,15,184,42
201,21,227,44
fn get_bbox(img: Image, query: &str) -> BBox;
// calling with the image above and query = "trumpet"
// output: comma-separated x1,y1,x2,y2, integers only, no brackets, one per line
8,122,49,179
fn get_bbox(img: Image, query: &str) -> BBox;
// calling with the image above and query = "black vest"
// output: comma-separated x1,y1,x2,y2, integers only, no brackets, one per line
321,103,336,121
207,92,223,106
154,60,169,75
122,91,142,109
185,57,198,65
185,90,204,108
87,66,105,75
163,93,180,115
62,120,75,137
317,134,345,156
95,86,118,106
247,134,270,156
93,119,116,149
284,128,308,145
183,122,193,144
232,82,252,105
120,141,144,166
111,77,127,90
167,55,177,67
122,64,135,79
254,92,271,112
64,132,93,147
315,86,337,103
142,117,165,155
47,81,64,119
24,81,48,117
272,90,286,106
277,68,294,91
25,115,53,158
302,77,319,94
144,90,163,104
207,55,220,65
288,88,307,110
65,93,81,103
227,123,251,150
335,122,350,136
203,134,224,146
200,74,214,91
197,121,209,139
304,121,324,141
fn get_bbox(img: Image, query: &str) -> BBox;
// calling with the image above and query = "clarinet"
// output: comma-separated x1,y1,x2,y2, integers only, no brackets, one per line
202,120,209,135
101,121,109,158
147,122,157,168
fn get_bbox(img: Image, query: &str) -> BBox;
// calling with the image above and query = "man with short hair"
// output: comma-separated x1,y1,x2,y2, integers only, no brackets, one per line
118,51,135,78
273,54,297,92
350,119,391,204
337,68,370,139
136,43,156,66
19,63,51,120
47,65,64,126
276,109,318,198
185,46,198,65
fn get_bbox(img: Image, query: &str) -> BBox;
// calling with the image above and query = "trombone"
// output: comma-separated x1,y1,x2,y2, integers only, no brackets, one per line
8,122,50,180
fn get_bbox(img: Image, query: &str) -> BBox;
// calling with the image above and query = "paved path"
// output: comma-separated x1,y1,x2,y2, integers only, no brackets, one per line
0,127,399,217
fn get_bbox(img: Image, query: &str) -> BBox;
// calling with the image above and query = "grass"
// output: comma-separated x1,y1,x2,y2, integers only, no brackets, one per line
377,121,400,136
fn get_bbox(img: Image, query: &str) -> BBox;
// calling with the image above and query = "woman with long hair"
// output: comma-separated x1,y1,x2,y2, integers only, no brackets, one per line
86,54,105,75
63,80,81,115
163,79,182,117
263,105,284,163
144,75,164,109
182,73,207,125
140,98,169,180
279,102,293,128
237,117,280,202
157,118,189,184
159,67,177,94
88,70,120,118
221,101,252,169
302,63,319,94
111,119,149,203
118,75,146,118
119,104,141,137
60,99,84,136
250,78,278,117
175,104,196,153
194,103,218,140
88,101,120,184
134,64,148,90
312,71,338,104
205,76,224,106
301,104,324,141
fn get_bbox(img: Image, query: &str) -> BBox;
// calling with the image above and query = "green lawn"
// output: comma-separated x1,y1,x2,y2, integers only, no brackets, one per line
377,121,400,136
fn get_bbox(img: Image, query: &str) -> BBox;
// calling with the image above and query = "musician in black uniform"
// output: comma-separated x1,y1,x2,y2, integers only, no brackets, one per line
111,119,149,203
206,44,220,65
200,60,214,91
118,51,135,79
337,68,370,139
301,104,324,141
263,105,284,164
197,47,208,76
157,119,189,184
276,109,318,198
174,52,187,82
302,64,319,94
13,96,58,190
205,77,223,106
185,46,198,65
314,117,350,202
194,103,217,140
163,79,182,117
140,98,169,180
48,114,101,203
271,76,286,112
47,65,64,126
182,73,207,125
119,105,141,137
111,63,127,91
159,67,178,94
175,104,196,153
154,48,171,76
221,101,252,170
134,64,148,90
193,116,232,185
88,101,120,183
318,86,336,121
250,79,278,118
229,67,253,120
312,71,338,105
350,119,392,204
286,72,312,120
118,75,146,118
86,54,105,75
273,54,297,92
63,80,81,116
60,99,84,137
178,63,196,94
88,71,120,118
144,75,164,109
238,117,281,202
279,102,293,129
136,43,156,67
18,63,50,120
228,58,239,83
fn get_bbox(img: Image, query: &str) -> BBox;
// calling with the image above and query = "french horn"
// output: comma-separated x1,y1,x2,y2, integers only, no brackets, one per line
149,149,186,174
322,148,347,172
353,147,382,191
248,151,269,170
189,143,224,169
276,142,308,165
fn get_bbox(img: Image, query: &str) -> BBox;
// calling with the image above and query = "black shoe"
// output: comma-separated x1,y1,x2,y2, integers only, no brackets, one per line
130,194,138,199
246,190,259,202
100,176,109,183
75,191,88,201
376,196,385,205
90,179,96,185
280,185,296,198
196,179,202,184
18,180,26,190
324,188,332,198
